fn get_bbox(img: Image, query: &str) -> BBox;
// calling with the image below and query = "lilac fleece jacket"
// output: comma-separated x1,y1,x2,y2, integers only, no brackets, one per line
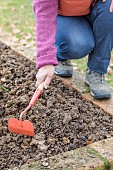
33,0,58,69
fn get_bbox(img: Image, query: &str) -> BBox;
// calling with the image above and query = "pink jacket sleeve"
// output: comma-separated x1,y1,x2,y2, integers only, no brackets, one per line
33,0,58,69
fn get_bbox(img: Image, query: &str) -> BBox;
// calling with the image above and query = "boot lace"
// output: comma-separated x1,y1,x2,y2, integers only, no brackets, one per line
91,71,105,84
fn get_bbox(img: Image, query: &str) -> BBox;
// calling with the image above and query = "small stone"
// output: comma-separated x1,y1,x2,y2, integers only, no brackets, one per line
30,115,36,121
48,138,56,144
62,137,70,144
69,144,77,150
79,136,86,141
86,140,93,145
30,139,38,145
88,135,93,141
1,77,7,82
63,114,72,124
42,161,49,167
39,145,48,151
23,139,30,146
77,124,84,130
91,122,96,128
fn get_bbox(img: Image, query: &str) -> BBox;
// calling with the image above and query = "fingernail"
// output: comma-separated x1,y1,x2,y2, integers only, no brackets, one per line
45,85,48,89
36,83,39,88
110,8,112,12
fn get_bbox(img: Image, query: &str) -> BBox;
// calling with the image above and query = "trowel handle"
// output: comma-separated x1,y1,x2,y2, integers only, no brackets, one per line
29,82,44,106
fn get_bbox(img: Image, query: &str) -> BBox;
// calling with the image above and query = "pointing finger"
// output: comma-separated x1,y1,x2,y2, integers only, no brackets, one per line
110,4,113,12
44,74,52,89
36,74,44,88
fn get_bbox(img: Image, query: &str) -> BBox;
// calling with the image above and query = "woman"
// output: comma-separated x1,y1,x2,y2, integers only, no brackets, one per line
33,0,113,99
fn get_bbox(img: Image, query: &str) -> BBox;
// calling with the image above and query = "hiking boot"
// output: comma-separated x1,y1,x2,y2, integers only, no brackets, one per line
85,68,111,99
55,60,73,77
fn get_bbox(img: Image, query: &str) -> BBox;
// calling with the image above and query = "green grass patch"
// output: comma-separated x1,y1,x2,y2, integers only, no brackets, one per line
72,57,88,73
0,0,35,39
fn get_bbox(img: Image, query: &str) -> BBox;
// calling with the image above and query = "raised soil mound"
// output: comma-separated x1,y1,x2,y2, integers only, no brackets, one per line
0,42,113,169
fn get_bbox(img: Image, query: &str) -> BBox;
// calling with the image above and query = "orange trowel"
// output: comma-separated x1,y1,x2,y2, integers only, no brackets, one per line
8,82,44,137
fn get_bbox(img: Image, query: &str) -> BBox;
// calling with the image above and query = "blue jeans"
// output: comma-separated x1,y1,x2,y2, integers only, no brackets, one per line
55,0,113,74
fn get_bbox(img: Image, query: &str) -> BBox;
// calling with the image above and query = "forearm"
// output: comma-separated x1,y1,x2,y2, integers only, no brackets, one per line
33,0,58,68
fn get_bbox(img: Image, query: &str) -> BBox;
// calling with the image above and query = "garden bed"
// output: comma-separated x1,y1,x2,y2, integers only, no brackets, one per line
0,42,113,170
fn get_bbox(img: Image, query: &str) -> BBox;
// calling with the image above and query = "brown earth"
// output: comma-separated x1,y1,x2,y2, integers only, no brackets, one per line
0,42,113,169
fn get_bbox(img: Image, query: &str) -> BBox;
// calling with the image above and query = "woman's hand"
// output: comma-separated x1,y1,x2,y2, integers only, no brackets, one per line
102,0,113,12
36,65,55,89
110,0,113,12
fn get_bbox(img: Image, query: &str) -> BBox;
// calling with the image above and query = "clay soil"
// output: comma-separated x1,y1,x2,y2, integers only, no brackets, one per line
1,42,113,169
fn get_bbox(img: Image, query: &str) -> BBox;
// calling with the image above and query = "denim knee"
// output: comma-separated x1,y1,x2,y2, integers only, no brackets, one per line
55,15,95,60
69,39,95,59
56,38,95,60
